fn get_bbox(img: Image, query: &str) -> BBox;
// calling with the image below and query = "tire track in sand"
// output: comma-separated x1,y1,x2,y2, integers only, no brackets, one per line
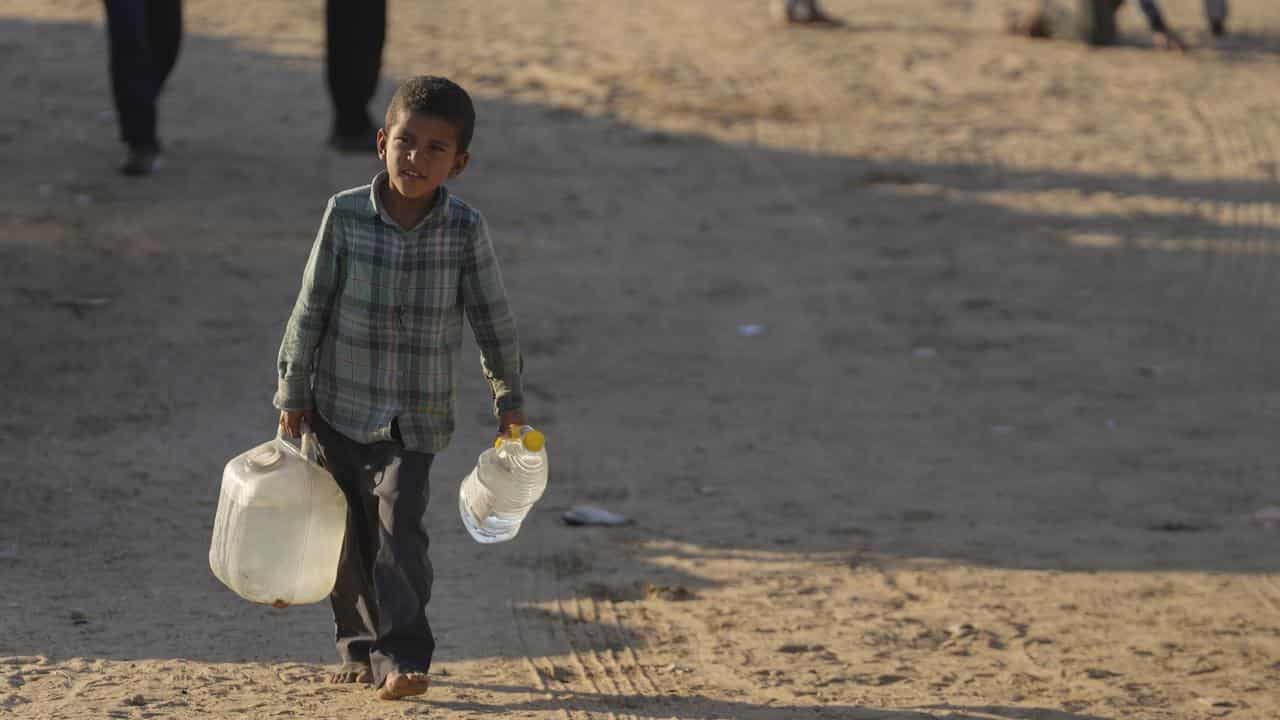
509,538,598,720
509,522,672,719
1183,88,1279,386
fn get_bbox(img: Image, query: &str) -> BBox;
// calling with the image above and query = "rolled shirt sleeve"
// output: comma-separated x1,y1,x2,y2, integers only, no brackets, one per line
274,197,342,412
460,213,523,416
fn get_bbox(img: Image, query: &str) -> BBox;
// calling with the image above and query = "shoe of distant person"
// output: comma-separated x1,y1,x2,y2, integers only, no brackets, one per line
772,0,844,26
1005,8,1051,38
1153,28,1188,51
119,144,161,177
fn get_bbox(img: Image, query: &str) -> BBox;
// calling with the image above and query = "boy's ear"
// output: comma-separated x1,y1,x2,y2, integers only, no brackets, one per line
449,151,471,179
376,128,387,159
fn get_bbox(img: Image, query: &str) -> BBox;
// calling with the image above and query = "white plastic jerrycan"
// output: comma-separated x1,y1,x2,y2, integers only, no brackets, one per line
458,425,549,543
209,428,347,607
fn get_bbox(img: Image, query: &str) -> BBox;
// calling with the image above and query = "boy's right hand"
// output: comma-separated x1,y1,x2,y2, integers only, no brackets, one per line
279,409,314,438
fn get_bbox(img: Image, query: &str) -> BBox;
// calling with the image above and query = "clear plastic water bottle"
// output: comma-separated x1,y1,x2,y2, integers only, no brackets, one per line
458,425,548,543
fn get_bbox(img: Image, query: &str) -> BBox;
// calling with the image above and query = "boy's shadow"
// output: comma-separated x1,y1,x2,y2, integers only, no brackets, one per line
430,679,1114,720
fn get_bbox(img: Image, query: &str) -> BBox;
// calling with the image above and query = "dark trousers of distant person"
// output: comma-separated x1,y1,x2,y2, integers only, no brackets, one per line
326,0,386,148
310,412,436,687
104,0,182,151
1137,0,1228,32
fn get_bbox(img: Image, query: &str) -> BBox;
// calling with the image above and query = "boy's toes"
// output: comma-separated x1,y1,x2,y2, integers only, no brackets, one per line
376,671,431,700
327,663,373,684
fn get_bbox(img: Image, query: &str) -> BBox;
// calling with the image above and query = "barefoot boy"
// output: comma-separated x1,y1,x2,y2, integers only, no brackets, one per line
274,76,526,701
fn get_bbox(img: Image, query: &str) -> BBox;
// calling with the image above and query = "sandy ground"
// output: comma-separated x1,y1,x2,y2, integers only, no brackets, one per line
2,0,1280,718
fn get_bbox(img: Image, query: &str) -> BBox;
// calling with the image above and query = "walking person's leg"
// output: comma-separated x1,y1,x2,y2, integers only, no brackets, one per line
144,0,182,91
312,414,435,699
104,0,162,174
367,445,435,700
1204,0,1227,36
311,414,380,684
1137,0,1189,50
325,0,386,152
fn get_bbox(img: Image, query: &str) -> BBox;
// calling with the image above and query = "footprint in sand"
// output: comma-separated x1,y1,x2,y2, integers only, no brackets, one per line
537,664,577,684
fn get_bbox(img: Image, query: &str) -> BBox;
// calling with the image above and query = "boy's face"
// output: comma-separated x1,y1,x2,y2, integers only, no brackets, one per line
377,111,470,202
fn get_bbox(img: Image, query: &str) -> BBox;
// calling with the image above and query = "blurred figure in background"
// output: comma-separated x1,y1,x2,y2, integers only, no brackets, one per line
772,0,843,26
327,0,386,152
1140,0,1229,48
1009,0,1229,50
103,0,182,176
1205,0,1229,36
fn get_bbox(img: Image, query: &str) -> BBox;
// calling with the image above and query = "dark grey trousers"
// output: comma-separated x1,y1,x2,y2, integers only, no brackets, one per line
311,412,435,686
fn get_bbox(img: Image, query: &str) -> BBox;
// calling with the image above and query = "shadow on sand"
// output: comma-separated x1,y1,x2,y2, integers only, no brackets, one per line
0,14,1276,690
419,679,1115,719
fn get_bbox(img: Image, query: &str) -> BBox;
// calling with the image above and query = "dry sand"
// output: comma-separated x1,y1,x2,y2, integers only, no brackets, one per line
2,1,1279,718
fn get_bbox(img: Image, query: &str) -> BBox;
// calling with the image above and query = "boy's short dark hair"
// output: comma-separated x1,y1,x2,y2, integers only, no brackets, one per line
384,76,476,152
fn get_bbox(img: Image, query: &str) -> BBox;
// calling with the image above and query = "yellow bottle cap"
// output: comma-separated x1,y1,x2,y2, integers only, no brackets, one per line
522,429,546,453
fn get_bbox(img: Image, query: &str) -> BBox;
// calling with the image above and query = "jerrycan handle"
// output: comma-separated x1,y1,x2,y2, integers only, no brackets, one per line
276,424,322,464
300,432,320,463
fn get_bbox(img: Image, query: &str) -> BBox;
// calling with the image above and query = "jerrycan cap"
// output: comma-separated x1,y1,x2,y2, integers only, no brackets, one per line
247,444,283,469
494,426,546,452
522,429,546,452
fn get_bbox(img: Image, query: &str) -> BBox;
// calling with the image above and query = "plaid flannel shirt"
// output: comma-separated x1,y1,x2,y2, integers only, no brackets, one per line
274,172,522,453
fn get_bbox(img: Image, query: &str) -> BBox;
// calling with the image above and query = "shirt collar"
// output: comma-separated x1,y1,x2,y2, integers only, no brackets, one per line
368,171,451,231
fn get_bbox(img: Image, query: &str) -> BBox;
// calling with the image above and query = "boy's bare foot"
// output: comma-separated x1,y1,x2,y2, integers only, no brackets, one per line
327,662,372,684
376,671,430,700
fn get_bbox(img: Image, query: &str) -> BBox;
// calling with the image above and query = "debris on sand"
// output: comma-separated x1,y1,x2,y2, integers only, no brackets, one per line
778,643,827,654
1254,507,1280,530
537,665,576,684
1147,521,1208,533
51,296,113,318
644,583,696,602
562,505,630,527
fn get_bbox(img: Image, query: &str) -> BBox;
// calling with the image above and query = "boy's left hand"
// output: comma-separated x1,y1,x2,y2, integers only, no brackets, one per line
498,409,528,437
